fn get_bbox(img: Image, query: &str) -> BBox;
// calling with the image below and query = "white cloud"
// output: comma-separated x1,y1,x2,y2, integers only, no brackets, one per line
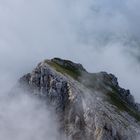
0,0,140,104
0,90,61,140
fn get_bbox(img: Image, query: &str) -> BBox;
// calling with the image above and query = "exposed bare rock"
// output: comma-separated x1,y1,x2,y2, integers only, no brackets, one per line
19,58,140,140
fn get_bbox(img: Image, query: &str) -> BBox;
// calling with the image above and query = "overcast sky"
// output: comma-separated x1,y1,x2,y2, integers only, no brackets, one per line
0,0,140,100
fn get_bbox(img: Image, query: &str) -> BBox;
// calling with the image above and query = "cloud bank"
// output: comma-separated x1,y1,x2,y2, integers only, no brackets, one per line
1,0,140,99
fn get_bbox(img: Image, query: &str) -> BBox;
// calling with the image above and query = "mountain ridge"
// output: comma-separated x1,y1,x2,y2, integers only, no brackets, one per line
18,58,140,140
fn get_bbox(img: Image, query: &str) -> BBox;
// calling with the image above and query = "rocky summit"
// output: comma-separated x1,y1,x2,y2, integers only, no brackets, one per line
18,58,140,140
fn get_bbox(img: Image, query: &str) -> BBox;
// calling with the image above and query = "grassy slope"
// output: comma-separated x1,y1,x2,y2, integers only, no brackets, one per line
45,60,82,80
45,60,140,121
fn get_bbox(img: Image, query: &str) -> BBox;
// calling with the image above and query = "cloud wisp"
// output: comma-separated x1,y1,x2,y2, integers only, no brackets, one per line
0,88,63,140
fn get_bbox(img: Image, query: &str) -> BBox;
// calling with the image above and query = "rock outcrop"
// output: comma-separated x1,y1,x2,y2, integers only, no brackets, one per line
19,58,140,140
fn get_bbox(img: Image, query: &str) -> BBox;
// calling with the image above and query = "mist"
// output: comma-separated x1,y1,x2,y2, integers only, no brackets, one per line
0,0,140,139
0,0,140,100
0,89,62,140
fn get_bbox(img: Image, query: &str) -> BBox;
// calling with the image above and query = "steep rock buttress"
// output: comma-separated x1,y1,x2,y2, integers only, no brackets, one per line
18,58,140,140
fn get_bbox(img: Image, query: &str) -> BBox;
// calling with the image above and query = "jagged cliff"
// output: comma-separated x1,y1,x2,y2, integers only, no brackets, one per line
18,58,140,140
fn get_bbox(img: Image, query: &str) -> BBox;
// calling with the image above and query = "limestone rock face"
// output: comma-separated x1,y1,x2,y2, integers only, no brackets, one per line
19,58,140,140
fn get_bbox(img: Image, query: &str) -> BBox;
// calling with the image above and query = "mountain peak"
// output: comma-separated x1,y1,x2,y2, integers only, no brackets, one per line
19,58,140,140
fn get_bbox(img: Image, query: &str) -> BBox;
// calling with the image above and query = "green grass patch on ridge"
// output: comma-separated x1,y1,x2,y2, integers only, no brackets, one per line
45,60,82,80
